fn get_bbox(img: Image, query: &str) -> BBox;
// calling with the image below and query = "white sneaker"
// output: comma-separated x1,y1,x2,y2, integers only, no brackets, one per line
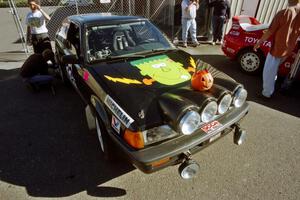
182,43,187,48
212,42,216,45
193,41,199,46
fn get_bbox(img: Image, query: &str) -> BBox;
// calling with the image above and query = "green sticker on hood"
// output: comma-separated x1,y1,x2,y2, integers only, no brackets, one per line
130,55,191,86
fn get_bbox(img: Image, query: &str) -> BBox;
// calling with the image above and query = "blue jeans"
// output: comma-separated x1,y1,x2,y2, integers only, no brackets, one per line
262,53,284,97
181,18,198,43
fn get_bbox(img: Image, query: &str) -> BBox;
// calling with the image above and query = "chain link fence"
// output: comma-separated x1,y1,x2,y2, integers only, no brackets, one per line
8,0,175,52
6,0,288,53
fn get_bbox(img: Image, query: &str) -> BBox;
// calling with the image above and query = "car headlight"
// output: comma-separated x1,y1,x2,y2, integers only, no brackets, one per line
142,125,178,145
233,87,247,108
178,111,201,135
200,101,218,123
218,93,232,114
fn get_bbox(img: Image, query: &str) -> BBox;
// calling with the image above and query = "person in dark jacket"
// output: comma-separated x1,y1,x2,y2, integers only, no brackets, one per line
208,0,231,45
20,49,54,78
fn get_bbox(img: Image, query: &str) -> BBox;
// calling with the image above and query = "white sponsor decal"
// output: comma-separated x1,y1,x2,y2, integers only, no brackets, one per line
245,37,271,48
111,115,121,134
284,62,291,69
100,0,111,3
104,95,134,128
229,31,240,36
232,23,240,30
201,120,223,134
226,47,235,54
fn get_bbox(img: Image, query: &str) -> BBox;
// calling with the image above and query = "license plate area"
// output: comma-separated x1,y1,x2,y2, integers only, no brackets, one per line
201,120,223,134
209,133,221,142
201,120,223,142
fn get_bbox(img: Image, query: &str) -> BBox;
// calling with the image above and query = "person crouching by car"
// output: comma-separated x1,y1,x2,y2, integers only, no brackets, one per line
181,0,200,47
208,0,231,45
20,49,54,79
26,0,52,54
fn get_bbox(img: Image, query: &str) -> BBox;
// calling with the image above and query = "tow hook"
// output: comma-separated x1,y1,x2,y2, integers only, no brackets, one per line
178,151,200,179
233,124,246,145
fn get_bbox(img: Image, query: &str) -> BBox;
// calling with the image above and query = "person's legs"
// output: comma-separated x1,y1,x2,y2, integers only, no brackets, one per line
217,16,225,42
212,15,218,43
181,18,189,46
262,53,282,97
189,19,198,45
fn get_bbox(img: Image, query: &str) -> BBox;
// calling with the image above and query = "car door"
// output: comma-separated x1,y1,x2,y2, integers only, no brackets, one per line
65,22,92,104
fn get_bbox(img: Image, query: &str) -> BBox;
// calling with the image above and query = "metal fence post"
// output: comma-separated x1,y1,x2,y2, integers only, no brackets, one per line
8,0,29,55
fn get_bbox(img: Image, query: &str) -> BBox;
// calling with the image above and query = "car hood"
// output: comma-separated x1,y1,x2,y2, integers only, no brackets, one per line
89,50,225,130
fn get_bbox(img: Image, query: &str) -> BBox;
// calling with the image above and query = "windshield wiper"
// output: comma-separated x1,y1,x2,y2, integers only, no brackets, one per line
152,48,177,52
139,48,177,55
106,54,146,60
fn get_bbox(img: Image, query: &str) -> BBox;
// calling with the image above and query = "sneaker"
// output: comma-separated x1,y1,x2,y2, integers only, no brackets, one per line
182,43,187,48
193,41,200,45
257,93,271,100
212,42,216,46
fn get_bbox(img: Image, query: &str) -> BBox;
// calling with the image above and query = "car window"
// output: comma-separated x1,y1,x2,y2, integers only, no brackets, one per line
56,20,69,41
85,20,173,62
67,23,81,56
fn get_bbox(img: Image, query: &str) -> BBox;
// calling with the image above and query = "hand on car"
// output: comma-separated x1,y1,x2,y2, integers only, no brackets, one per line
253,42,260,52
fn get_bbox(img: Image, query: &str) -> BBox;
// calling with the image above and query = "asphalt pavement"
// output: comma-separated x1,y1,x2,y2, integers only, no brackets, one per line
0,7,299,199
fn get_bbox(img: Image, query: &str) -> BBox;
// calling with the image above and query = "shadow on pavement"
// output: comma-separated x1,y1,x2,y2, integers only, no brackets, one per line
0,53,299,197
195,54,300,118
0,69,134,198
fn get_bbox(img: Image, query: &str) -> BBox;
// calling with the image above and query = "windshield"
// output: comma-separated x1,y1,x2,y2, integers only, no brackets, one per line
85,20,174,62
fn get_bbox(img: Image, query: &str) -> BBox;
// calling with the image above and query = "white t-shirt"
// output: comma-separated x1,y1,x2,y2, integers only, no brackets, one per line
181,0,198,19
26,10,48,34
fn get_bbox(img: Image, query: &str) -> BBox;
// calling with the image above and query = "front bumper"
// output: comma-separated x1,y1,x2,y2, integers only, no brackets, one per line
110,102,249,173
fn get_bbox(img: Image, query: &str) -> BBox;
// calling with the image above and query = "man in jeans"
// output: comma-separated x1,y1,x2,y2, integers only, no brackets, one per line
181,0,200,47
254,0,300,98
208,0,231,45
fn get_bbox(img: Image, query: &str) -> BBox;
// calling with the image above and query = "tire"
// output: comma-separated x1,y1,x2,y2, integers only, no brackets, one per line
95,115,115,161
238,49,265,75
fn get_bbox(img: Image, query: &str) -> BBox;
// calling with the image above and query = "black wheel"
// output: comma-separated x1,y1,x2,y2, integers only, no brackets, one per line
238,49,265,75
95,116,115,161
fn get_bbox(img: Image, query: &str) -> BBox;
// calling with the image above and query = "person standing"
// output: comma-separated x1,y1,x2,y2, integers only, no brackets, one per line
208,0,231,45
181,0,200,47
254,0,300,98
26,0,52,54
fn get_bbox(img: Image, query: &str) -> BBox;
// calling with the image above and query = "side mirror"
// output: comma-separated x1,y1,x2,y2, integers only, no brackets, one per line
61,54,79,64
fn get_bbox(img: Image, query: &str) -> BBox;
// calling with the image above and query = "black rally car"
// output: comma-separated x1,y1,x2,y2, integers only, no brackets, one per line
55,13,249,179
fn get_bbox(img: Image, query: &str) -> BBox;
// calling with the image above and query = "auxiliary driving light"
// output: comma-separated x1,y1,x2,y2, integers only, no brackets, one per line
234,126,246,145
178,159,200,179
233,87,247,108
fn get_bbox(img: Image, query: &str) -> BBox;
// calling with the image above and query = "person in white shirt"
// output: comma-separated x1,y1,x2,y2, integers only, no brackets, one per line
26,0,52,54
181,0,200,47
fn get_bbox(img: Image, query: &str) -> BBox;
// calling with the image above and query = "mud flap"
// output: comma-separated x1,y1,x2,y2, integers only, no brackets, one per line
85,105,96,131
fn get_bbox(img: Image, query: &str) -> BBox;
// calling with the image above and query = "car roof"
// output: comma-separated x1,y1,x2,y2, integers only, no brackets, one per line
68,13,146,25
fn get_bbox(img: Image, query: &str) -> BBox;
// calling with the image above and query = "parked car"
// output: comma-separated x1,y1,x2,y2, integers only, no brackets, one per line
222,15,299,76
60,0,94,6
55,13,249,179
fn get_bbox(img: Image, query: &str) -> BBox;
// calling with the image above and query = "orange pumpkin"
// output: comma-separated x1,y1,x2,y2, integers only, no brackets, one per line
191,69,214,91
